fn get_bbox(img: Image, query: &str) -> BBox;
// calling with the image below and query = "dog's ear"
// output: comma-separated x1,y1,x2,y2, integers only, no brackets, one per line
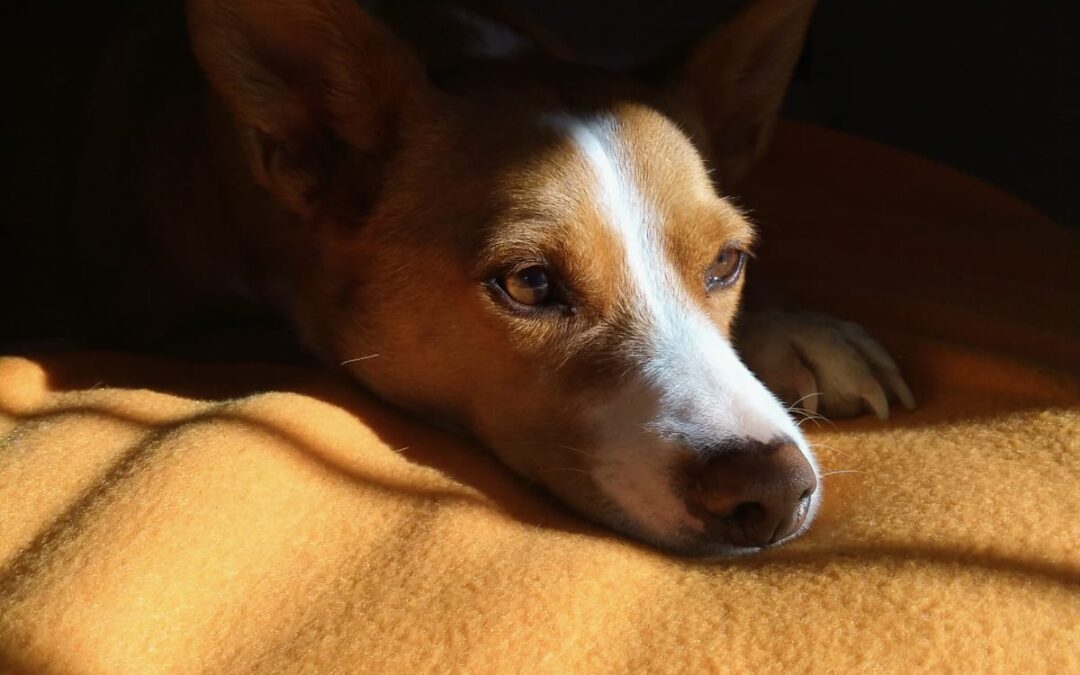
660,0,816,190
187,0,431,218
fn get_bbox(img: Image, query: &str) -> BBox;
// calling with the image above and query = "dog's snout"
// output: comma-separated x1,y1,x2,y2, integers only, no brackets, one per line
688,438,817,547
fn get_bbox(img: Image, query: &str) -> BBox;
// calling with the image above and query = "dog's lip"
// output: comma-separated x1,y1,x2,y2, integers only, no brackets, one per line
645,480,821,557
665,528,808,558
669,540,769,558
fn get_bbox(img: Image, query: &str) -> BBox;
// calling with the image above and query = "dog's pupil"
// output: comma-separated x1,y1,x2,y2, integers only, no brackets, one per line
707,248,744,290
508,267,550,305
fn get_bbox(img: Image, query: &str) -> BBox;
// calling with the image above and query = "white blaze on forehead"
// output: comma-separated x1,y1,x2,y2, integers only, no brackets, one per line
545,113,818,543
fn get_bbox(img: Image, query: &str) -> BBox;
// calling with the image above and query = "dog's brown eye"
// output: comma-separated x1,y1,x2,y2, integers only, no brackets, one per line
706,247,746,291
501,266,552,306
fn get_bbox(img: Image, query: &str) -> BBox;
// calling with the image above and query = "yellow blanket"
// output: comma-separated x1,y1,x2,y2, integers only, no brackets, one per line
2,124,1078,674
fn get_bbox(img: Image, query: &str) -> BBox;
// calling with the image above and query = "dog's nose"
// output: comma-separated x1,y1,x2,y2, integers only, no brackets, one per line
688,438,817,547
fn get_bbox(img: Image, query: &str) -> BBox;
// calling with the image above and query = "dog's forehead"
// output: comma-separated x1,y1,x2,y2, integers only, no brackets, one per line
485,105,752,297
610,105,755,250
531,105,750,249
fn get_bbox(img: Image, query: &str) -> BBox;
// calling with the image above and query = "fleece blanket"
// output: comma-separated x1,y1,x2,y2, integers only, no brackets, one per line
1,123,1078,674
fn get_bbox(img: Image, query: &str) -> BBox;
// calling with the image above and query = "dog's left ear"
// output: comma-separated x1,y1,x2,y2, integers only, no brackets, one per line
187,0,433,219
660,0,816,189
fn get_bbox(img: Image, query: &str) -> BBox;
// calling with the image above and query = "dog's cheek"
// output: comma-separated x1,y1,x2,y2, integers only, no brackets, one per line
336,283,511,432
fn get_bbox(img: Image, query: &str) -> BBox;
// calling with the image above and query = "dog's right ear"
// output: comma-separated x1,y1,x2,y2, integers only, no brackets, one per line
648,0,816,191
187,0,432,218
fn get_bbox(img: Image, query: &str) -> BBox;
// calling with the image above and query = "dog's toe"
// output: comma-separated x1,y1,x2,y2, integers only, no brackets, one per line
737,310,915,420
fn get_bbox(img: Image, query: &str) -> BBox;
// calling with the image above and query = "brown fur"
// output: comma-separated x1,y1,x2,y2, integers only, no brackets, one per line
2,0,815,540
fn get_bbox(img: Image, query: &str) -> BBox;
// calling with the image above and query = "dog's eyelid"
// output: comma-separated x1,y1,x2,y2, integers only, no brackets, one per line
473,247,552,280
503,256,551,275
483,257,580,318
701,241,752,273
486,279,576,318
722,238,755,256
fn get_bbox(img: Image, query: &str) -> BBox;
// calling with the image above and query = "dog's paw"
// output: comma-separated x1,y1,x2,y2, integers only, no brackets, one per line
736,310,915,420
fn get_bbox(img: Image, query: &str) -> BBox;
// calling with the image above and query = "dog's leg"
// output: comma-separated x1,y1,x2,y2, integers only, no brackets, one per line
736,309,915,420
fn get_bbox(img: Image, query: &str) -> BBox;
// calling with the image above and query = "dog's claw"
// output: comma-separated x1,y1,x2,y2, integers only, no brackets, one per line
860,379,890,421
842,324,916,411
736,310,915,421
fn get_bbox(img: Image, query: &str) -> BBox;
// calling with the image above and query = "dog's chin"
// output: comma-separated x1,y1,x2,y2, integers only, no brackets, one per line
676,517,820,558
620,520,818,559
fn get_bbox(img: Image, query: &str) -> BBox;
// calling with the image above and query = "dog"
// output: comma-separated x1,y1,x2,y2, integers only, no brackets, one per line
2,0,914,555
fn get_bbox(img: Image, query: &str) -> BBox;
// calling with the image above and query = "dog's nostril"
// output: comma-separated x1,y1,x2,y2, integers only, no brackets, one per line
725,501,766,527
723,501,768,538
729,501,765,522
688,438,816,548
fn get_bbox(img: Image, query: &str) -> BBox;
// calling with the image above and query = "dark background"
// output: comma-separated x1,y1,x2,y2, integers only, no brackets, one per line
511,0,1076,227
6,0,1077,226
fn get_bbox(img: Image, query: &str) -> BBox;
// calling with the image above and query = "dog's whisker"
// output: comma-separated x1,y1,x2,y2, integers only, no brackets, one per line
819,469,867,478
789,411,827,432
809,442,855,460
788,405,828,423
340,354,381,366
790,408,837,430
786,391,822,412
637,424,658,440
790,406,825,420
542,467,593,478
499,440,592,457
792,412,823,430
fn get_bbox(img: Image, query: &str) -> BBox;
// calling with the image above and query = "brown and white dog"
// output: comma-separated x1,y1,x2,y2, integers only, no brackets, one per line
4,0,914,555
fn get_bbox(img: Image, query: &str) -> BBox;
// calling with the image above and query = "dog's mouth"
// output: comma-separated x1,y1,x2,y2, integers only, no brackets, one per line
487,424,821,556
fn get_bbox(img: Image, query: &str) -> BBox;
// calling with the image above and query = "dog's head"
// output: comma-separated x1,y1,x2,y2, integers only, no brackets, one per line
188,0,819,555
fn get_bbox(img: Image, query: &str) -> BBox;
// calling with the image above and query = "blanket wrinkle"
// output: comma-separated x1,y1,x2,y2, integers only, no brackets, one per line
2,122,1079,674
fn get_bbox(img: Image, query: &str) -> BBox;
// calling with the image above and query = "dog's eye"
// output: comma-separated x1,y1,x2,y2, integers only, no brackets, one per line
501,266,552,306
705,247,747,291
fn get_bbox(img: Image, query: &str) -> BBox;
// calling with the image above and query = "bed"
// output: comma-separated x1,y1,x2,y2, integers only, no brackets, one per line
2,122,1077,673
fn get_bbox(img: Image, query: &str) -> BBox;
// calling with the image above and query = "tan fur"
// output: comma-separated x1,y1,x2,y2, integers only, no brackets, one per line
2,0,816,544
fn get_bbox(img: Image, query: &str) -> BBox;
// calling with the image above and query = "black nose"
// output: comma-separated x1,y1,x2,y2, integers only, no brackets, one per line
686,438,817,547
